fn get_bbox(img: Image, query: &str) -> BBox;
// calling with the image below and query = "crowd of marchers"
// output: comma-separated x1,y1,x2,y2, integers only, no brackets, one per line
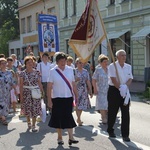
0,49,133,145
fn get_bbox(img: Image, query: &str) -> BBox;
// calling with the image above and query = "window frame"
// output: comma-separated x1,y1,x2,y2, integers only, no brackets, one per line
27,15,32,32
64,0,68,18
47,7,56,14
110,0,115,5
72,0,76,16
21,18,26,33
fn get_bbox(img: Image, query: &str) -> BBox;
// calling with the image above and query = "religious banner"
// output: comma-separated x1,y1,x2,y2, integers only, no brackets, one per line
69,0,106,62
38,14,59,53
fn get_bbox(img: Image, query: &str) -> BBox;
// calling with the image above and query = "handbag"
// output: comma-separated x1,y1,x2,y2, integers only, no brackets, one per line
40,99,46,122
55,69,76,106
25,72,42,99
31,88,42,99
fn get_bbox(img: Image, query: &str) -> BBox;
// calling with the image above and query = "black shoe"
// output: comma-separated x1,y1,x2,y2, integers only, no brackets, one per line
68,139,79,145
109,133,116,138
123,137,130,142
57,140,64,145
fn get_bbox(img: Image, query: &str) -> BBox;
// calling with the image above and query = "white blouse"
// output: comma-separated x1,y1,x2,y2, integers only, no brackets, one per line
47,65,75,98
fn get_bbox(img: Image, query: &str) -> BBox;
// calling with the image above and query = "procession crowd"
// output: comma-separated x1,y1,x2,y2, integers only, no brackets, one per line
0,49,133,145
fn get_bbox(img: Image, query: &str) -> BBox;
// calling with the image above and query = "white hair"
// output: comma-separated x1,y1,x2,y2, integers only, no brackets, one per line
53,52,61,62
115,49,126,57
10,54,17,58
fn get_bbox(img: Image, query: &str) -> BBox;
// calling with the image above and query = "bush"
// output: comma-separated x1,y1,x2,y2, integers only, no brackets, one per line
143,88,150,98
142,80,150,99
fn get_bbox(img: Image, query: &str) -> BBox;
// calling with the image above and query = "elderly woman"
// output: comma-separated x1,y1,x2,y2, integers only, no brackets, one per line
92,54,109,124
47,52,78,145
75,58,93,126
7,57,18,113
19,56,44,132
0,58,16,125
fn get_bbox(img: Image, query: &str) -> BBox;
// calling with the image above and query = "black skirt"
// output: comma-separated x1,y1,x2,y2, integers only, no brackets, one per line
48,97,77,129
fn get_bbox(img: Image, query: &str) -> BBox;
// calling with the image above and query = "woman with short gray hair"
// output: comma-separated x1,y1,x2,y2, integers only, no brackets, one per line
92,54,109,124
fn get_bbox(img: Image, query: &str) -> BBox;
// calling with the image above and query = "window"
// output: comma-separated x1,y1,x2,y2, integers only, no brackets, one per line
36,13,38,22
110,0,115,5
36,13,39,30
148,35,150,65
72,0,76,15
125,32,131,64
66,39,69,54
27,16,32,32
23,47,26,58
65,0,68,17
11,49,14,54
16,48,20,59
21,18,25,33
48,7,56,14
110,39,116,61
99,44,102,55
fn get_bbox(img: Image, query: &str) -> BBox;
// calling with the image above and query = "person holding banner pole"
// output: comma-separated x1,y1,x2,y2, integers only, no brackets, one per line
107,49,133,142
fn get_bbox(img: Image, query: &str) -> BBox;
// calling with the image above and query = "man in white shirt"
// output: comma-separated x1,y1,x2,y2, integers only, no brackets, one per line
37,52,51,113
107,49,133,142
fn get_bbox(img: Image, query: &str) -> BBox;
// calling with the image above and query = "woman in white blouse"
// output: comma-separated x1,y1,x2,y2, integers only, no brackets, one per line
47,52,79,146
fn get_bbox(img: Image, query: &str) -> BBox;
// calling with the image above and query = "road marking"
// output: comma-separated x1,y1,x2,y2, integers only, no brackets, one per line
80,125,150,150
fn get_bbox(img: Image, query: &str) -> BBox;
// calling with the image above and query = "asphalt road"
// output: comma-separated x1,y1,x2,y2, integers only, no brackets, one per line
0,95,150,150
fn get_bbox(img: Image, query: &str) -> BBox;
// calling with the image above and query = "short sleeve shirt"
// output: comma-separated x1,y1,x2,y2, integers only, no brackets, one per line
108,61,133,85
47,65,75,98
37,61,51,82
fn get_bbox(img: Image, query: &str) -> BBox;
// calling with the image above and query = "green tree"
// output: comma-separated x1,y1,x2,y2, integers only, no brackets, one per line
0,21,17,55
0,0,19,56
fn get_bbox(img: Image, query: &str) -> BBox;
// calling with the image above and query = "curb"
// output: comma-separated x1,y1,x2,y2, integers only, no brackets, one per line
142,98,150,105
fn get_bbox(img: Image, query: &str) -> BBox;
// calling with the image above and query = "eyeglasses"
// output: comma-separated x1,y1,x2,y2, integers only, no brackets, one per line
78,62,83,64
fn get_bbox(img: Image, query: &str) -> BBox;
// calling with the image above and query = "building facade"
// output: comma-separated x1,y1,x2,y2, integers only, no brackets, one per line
59,0,150,81
9,0,59,59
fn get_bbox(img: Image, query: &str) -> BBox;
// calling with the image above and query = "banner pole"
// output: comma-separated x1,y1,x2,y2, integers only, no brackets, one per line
97,2,121,84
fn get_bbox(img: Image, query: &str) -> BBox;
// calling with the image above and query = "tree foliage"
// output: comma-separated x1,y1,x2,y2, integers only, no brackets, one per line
0,0,19,56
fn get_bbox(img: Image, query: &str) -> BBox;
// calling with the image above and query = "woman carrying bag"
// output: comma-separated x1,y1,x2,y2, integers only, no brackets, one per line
19,56,44,132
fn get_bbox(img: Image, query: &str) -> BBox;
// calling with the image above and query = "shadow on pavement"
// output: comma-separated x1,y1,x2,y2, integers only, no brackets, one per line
98,116,121,137
0,125,16,136
15,116,55,149
84,106,96,114
74,126,97,141
50,145,80,150
108,138,142,150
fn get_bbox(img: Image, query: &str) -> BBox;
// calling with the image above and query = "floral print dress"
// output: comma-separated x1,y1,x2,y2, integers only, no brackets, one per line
75,68,91,110
0,70,14,116
92,67,109,110
20,70,41,117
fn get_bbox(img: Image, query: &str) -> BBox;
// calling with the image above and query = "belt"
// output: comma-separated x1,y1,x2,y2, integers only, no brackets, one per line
23,86,39,89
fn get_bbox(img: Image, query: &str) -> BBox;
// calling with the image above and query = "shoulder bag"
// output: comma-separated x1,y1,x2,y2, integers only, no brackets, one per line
24,72,42,99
